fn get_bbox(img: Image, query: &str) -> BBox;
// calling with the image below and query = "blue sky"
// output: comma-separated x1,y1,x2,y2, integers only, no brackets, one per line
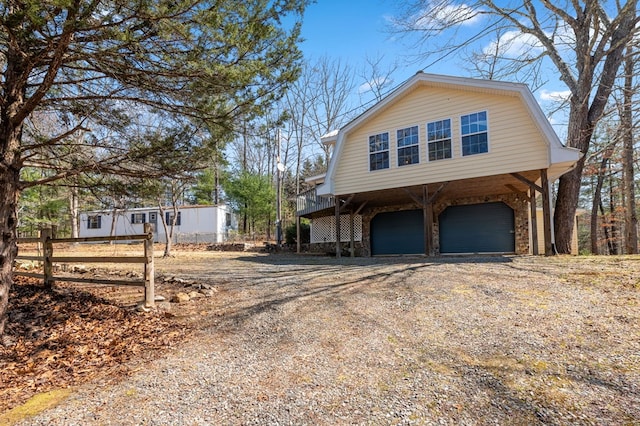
299,1,571,138
300,1,423,91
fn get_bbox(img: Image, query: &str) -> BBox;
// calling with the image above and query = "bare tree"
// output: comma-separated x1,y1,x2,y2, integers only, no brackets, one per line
621,46,638,253
393,0,639,253
359,53,399,103
461,27,546,91
308,57,357,165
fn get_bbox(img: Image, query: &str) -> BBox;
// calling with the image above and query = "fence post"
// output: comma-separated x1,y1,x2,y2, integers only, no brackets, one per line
143,223,155,308
41,228,54,288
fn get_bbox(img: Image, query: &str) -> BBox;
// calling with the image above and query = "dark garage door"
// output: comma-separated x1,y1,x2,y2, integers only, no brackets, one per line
439,202,515,253
371,209,424,255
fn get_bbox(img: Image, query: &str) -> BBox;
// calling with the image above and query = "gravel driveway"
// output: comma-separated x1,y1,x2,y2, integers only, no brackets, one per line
17,253,640,425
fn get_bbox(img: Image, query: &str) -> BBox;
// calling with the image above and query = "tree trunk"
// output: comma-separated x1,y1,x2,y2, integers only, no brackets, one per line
0,165,20,337
608,165,619,255
591,164,605,254
622,47,638,254
69,184,79,243
555,157,586,253
599,200,613,255
109,208,118,245
0,113,23,336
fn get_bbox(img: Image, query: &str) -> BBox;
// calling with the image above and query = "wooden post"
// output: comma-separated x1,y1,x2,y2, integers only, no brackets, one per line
41,228,54,288
540,169,553,256
350,212,355,257
144,223,155,307
423,185,434,256
530,187,539,255
335,198,341,258
296,216,301,254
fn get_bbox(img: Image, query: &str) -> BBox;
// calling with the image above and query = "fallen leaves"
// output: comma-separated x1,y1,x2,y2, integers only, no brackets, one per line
0,276,189,414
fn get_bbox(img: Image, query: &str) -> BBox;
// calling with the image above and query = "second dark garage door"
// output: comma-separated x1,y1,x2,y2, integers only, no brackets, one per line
438,202,515,253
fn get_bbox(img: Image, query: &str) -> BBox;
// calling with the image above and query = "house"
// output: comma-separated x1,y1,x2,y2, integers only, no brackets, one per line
80,204,237,244
296,72,582,256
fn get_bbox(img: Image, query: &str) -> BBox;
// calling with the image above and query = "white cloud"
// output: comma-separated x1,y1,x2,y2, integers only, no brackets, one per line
540,89,571,102
412,2,482,30
358,76,392,94
483,30,544,58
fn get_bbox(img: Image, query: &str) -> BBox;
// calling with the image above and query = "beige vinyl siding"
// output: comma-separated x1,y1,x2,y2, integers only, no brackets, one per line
534,209,580,255
334,85,550,195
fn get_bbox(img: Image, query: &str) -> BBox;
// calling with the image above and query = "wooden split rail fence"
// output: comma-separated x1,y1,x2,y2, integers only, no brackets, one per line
14,223,155,308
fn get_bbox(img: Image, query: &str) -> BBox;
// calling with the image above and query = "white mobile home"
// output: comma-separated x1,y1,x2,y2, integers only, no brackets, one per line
79,205,237,243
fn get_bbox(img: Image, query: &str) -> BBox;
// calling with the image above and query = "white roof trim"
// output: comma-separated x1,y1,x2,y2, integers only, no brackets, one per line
320,129,339,146
317,72,581,196
304,173,326,185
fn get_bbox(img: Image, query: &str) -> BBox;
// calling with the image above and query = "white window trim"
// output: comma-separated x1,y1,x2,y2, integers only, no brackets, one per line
396,124,421,167
368,131,391,172
426,117,454,162
459,110,490,157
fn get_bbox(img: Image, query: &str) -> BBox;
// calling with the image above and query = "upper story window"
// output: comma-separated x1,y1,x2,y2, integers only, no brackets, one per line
397,126,419,166
87,215,101,229
131,212,146,224
369,132,389,171
427,119,452,161
461,111,488,156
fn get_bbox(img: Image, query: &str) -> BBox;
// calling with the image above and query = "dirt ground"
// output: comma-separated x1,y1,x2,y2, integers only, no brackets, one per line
3,247,640,424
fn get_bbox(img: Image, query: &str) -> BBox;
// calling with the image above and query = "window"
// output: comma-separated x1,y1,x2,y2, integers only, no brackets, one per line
87,215,101,229
369,132,389,171
397,126,419,166
165,211,181,226
427,119,452,161
461,111,488,156
225,212,232,227
131,213,146,224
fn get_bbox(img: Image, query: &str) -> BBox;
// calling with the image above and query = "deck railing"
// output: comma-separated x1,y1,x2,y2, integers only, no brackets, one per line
296,187,335,216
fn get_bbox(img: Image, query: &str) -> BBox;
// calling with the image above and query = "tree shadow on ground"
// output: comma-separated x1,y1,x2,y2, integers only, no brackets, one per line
235,252,515,267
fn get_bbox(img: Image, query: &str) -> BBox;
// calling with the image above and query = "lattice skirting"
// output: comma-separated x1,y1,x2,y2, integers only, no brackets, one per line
311,215,362,243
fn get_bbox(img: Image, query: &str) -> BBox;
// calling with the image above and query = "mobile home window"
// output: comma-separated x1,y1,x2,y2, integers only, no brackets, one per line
427,119,452,161
461,111,488,156
397,126,419,166
369,132,389,171
87,215,101,229
225,212,232,227
165,211,182,226
131,213,146,224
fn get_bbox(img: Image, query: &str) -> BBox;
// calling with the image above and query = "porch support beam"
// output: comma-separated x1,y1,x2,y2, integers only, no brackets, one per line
423,185,434,256
354,201,368,215
510,173,543,193
335,198,341,258
403,188,424,207
427,182,448,204
296,216,301,254
350,212,355,257
530,187,539,255
540,169,553,256
339,194,355,213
